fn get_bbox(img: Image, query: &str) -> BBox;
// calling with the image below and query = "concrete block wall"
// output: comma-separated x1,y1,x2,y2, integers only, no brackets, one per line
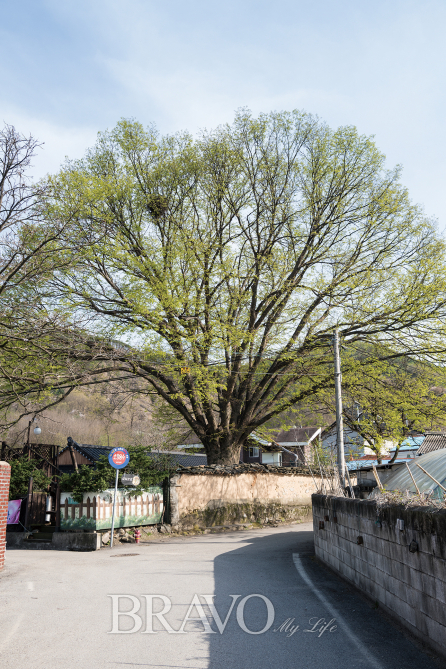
312,494,446,660
0,461,11,570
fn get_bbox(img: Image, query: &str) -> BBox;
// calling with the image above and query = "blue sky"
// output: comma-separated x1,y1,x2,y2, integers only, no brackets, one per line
1,0,445,228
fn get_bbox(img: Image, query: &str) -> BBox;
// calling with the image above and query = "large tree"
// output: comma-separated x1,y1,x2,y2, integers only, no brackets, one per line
5,110,446,464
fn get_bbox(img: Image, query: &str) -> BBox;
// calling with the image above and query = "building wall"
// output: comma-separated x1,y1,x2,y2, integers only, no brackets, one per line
240,446,262,464
57,450,92,466
322,427,364,458
312,494,446,660
172,470,321,529
0,461,11,571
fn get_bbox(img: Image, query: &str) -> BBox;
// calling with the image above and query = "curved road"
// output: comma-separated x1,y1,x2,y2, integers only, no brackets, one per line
0,523,443,669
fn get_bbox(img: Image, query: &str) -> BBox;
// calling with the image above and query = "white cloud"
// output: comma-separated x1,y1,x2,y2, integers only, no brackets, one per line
0,106,98,179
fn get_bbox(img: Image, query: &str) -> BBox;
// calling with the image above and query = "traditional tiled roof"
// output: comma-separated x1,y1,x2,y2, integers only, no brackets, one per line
59,441,208,468
58,442,112,462
77,445,111,461
416,432,446,456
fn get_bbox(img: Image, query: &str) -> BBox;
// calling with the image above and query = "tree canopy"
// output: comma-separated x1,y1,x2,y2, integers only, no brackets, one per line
314,346,446,463
0,124,80,425
2,110,446,464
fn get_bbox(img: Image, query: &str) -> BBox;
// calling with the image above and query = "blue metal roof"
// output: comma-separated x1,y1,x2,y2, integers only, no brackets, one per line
346,457,414,471
390,436,425,451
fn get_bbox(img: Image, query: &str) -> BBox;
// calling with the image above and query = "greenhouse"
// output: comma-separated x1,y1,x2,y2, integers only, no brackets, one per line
370,449,446,499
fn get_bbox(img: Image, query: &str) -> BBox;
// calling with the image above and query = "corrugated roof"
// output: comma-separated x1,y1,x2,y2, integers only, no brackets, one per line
416,432,446,456
389,436,425,451
370,449,446,499
346,457,414,471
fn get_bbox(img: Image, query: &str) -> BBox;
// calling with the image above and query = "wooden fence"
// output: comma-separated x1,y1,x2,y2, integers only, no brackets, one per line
61,492,163,521
60,489,163,530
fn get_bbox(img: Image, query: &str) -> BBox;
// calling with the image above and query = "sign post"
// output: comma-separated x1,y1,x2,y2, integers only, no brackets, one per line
108,447,130,548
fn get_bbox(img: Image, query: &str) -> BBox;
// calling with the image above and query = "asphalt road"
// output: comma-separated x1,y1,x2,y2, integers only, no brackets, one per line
0,523,443,669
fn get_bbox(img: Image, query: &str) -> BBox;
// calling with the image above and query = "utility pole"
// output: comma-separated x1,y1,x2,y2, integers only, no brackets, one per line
25,419,32,460
333,329,345,490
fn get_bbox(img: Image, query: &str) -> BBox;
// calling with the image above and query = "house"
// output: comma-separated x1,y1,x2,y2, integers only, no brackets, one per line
176,426,324,467
57,439,208,473
240,429,323,466
176,432,287,466
321,422,366,460
346,451,419,498
321,422,426,461
272,426,321,465
57,442,111,473
240,434,285,466
176,432,206,453
345,436,426,498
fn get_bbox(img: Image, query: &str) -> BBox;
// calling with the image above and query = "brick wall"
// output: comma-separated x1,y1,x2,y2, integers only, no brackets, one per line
312,494,446,660
0,461,11,571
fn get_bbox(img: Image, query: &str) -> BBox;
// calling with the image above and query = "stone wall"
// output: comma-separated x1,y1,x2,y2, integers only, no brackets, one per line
312,494,446,660
6,531,101,551
0,461,11,570
170,464,320,529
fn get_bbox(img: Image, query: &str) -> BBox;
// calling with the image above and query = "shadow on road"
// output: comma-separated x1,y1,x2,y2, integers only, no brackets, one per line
206,528,441,669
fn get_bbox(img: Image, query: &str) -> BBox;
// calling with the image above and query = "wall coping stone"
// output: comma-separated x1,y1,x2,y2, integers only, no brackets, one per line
178,463,318,477
312,494,446,537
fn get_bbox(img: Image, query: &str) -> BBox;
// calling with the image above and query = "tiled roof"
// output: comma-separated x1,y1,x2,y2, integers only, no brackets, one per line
149,450,208,466
168,452,208,467
58,442,112,462
59,442,208,468
78,445,111,461
417,432,446,456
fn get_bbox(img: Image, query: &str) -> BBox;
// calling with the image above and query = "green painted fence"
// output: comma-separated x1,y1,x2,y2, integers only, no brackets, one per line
60,486,163,530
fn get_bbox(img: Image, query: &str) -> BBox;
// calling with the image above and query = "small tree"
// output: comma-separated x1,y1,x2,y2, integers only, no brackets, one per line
59,445,173,502
329,348,446,463
8,457,52,500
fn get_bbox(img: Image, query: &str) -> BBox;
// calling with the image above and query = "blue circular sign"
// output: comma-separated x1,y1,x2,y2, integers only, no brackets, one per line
108,447,130,469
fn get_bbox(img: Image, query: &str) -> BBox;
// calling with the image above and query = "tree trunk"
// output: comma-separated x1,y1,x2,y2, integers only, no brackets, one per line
201,436,242,465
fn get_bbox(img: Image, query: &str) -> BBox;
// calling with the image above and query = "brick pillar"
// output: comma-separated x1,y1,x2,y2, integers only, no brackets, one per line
0,461,11,571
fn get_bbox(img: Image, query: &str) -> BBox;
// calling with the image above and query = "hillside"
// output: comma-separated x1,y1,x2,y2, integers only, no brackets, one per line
3,385,185,451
